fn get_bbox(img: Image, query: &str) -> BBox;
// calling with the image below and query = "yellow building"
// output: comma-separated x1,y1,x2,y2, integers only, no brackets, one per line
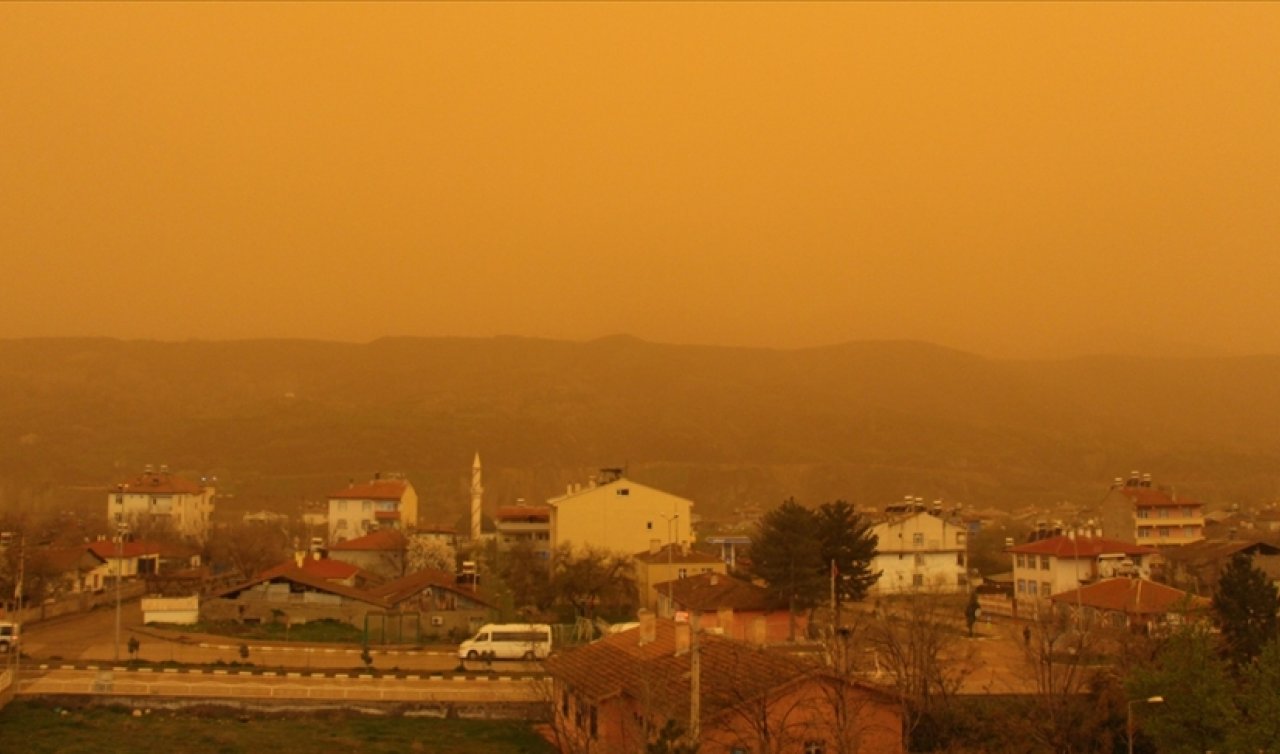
633,542,725,614
548,473,693,556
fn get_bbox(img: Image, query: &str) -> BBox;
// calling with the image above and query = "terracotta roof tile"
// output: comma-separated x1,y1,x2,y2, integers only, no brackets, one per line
113,471,205,495
368,567,496,608
1007,535,1156,558
329,529,408,552
88,541,161,560
258,556,361,582
1050,578,1209,615
328,479,410,501
654,573,775,612
634,544,723,565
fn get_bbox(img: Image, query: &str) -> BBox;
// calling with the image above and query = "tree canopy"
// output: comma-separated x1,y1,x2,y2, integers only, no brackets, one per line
817,499,880,606
1212,552,1280,667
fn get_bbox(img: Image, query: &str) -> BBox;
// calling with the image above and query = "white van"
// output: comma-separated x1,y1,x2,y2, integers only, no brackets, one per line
457,623,552,661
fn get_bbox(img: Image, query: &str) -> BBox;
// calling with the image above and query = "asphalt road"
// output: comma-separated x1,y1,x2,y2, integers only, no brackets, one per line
20,601,539,674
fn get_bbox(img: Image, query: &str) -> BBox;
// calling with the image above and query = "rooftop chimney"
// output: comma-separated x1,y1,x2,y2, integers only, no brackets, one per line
637,609,656,645
674,620,691,655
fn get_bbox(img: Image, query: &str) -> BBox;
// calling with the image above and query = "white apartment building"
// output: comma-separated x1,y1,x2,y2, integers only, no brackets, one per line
107,465,214,542
870,510,968,594
327,474,419,544
1006,532,1157,606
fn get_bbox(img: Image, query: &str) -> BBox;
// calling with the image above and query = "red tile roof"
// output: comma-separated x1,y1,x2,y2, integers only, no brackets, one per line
114,471,206,495
1050,578,1210,616
329,529,408,552
544,620,814,726
654,572,774,612
495,505,552,522
634,543,724,565
258,556,361,582
328,479,410,501
1007,535,1156,559
212,567,390,608
367,567,496,608
88,541,161,560
1121,488,1199,508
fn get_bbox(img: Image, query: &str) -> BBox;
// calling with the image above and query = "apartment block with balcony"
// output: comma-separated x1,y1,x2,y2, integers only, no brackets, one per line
108,465,214,543
869,510,968,594
327,473,418,544
1099,472,1205,547
1006,532,1157,608
494,505,553,558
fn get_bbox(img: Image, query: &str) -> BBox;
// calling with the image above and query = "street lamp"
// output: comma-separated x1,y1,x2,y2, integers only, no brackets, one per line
1126,695,1163,754
659,513,679,618
113,521,129,662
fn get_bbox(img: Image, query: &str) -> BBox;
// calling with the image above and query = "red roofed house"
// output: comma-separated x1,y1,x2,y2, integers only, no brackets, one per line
494,505,553,559
204,561,391,628
635,542,727,615
87,539,162,588
545,612,904,754
1050,577,1211,632
654,572,800,645
1099,471,1205,547
329,529,411,578
367,567,497,639
1007,533,1157,611
327,473,419,544
108,465,215,543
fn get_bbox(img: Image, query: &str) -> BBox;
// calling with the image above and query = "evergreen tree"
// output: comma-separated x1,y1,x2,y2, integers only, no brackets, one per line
749,498,826,641
1212,552,1279,666
817,499,881,610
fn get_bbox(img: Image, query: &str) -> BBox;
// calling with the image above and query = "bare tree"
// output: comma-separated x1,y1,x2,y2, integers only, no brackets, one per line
209,521,290,580
549,544,637,621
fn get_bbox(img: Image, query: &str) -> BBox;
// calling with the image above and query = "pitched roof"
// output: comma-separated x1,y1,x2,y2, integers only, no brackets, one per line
114,471,206,495
1007,535,1156,558
548,478,692,507
654,572,775,612
634,543,723,565
1158,538,1280,565
544,620,813,726
88,541,162,560
1120,488,1198,508
1050,578,1210,616
367,567,496,608
495,505,552,522
258,556,362,582
37,546,97,574
330,529,408,552
328,479,410,501
212,566,389,608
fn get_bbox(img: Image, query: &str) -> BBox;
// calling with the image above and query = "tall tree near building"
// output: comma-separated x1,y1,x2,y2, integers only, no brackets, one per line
1212,552,1280,667
750,498,826,642
817,499,880,610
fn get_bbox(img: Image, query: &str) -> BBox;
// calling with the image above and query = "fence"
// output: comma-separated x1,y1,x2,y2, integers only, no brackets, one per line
4,582,148,626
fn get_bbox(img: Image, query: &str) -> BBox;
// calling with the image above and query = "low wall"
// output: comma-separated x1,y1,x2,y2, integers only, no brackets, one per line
5,582,148,626
27,695,549,720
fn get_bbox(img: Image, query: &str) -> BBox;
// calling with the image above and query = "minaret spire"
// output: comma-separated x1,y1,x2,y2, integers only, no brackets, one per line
470,452,483,542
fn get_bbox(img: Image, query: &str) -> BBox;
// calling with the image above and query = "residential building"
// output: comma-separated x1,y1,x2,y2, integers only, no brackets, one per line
1050,578,1211,632
653,571,799,644
1006,533,1157,608
258,551,378,589
108,465,214,543
544,613,904,754
869,510,968,594
87,539,161,588
329,529,411,579
327,474,419,544
635,543,726,614
367,567,496,638
1159,539,1280,594
1098,471,1205,546
548,471,693,555
494,505,553,558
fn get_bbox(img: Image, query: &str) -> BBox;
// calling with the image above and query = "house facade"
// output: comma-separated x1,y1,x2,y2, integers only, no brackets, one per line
327,474,419,544
544,614,903,754
548,474,693,556
1050,577,1211,632
635,542,726,614
1006,533,1157,607
1098,472,1205,547
108,466,214,542
494,505,553,558
869,511,967,594
654,572,799,644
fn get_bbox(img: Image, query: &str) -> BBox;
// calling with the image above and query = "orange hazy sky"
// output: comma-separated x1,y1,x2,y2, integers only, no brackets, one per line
2,3,1277,357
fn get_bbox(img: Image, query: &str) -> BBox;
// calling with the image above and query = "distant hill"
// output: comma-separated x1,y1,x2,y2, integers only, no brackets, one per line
1,336,1278,526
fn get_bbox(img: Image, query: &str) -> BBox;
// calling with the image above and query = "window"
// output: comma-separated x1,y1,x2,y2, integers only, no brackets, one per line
1040,556,1050,571
616,488,630,496
956,532,966,546
912,573,924,587
957,573,968,586
1017,579,1026,594
956,552,965,566
914,554,925,567
647,521,653,530
1016,554,1025,568
678,568,688,579
1157,508,1169,519
363,500,372,512
912,533,924,547
1027,581,1038,595
804,742,826,754
1041,582,1051,597
1158,527,1170,539
1137,508,1149,519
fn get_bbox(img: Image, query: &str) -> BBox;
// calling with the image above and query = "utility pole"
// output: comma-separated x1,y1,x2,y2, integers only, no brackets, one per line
689,611,701,743
114,522,127,662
